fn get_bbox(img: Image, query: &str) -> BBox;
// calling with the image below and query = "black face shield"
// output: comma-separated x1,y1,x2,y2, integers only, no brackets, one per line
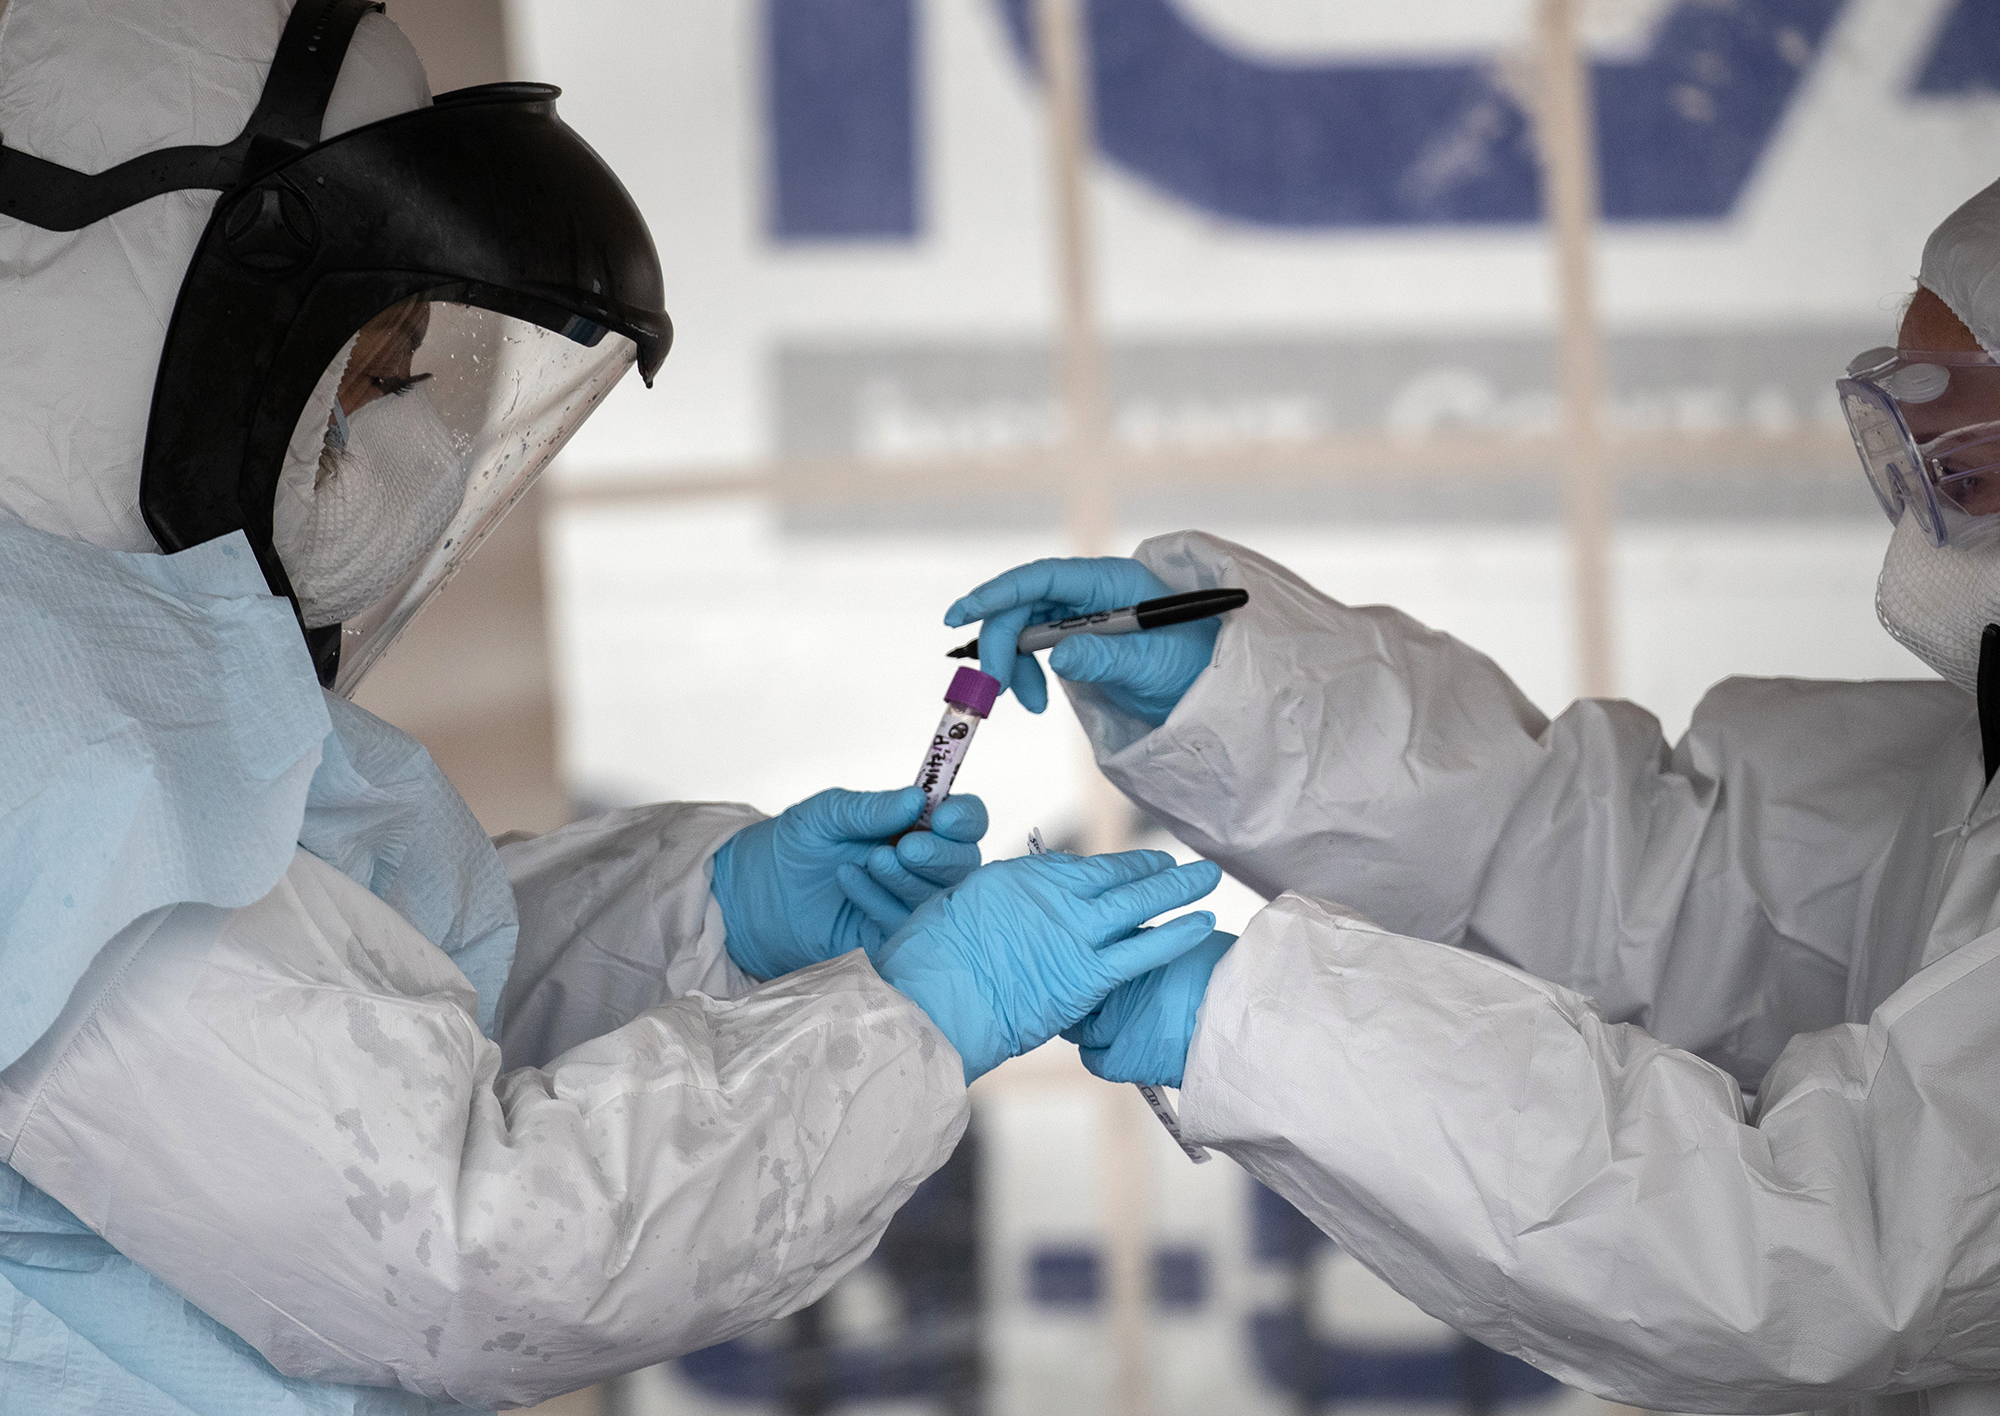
0,0,671,690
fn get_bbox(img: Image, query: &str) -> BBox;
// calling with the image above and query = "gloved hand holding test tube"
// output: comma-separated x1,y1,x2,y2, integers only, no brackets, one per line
900,670,1216,1163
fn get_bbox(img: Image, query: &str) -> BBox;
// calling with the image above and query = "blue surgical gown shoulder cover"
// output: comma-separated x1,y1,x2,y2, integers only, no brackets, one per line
0,516,331,1071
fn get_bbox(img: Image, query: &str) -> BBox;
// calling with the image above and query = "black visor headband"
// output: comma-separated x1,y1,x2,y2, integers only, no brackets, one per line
138,86,671,558
0,0,387,231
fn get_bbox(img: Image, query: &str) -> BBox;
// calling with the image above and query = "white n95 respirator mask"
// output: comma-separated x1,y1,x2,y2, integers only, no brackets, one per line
271,344,471,631
1877,508,2000,693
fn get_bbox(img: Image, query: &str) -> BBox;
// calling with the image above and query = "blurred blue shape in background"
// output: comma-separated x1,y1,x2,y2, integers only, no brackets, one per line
769,0,1858,238
1914,0,2000,97
768,0,919,239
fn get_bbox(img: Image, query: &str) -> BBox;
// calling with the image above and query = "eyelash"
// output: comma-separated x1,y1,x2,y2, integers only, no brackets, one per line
370,372,434,397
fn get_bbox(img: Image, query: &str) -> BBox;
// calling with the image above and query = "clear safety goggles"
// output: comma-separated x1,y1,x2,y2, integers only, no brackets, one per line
276,295,635,696
1838,346,2000,547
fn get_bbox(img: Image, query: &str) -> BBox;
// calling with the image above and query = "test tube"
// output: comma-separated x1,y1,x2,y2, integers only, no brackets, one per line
913,666,1002,830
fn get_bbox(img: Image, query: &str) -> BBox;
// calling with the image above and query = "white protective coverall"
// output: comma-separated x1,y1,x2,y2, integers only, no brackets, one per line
1076,530,2000,1416
0,3,966,1411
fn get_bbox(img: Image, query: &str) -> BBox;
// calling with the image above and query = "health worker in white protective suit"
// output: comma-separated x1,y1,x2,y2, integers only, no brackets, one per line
0,2,1223,1412
939,183,2000,1416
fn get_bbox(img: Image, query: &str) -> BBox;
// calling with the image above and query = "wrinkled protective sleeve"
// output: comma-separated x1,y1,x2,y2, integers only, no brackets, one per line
1074,530,1967,1081
0,849,969,1410
497,802,764,1071
1182,894,2000,1411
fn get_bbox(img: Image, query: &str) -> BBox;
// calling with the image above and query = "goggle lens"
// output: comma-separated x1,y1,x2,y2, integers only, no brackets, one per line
1933,425,2000,519
1839,370,1967,546
1840,381,1914,520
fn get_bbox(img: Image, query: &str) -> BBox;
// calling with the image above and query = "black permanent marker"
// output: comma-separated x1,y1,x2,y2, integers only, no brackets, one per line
946,588,1249,659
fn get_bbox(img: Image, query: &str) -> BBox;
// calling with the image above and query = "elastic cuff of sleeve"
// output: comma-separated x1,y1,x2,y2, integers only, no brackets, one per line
878,965,1008,1084
708,832,765,982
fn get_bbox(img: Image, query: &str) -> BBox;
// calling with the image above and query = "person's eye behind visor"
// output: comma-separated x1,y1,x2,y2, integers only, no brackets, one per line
1840,347,2000,545
271,296,636,695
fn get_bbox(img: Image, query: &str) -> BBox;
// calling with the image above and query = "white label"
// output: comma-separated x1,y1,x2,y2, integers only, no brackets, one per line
913,705,981,827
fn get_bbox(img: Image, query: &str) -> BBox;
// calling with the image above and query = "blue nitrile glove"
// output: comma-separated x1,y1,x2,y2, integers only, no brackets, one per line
944,557,1217,726
713,785,989,981
873,850,1224,1083
1062,929,1236,1088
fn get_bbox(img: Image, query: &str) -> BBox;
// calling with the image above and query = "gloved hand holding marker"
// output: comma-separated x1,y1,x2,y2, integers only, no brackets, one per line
944,588,1249,661
944,558,1248,724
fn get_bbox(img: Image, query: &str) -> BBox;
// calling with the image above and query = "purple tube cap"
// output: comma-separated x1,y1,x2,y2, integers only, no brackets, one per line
946,666,1003,717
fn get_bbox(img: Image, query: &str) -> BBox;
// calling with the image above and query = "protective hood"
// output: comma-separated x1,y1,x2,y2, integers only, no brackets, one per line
0,0,671,692
0,0,430,553
1870,180,2000,696
1921,176,2000,359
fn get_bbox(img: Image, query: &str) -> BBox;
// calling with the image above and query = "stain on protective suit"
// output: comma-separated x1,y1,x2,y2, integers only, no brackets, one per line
344,1165,411,1241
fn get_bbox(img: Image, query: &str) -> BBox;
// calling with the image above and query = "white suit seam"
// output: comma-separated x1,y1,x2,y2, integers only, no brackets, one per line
3,906,174,1166
1860,928,2000,1083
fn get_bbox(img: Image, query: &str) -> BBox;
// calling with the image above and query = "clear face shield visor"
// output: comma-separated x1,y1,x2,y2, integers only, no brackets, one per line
272,296,635,695
1839,345,2000,547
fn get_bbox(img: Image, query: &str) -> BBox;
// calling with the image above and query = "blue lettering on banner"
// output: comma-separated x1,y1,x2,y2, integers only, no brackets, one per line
992,0,1844,226
1028,1244,1102,1306
767,0,920,239
769,0,1893,238
1152,1244,1208,1309
1914,0,2000,97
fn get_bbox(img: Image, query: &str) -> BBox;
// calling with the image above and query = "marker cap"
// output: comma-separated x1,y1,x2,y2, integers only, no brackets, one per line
946,667,1002,717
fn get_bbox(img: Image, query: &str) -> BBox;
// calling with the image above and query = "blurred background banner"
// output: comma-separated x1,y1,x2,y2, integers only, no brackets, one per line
788,0,1845,232
372,1,2000,1412
512,0,2000,485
